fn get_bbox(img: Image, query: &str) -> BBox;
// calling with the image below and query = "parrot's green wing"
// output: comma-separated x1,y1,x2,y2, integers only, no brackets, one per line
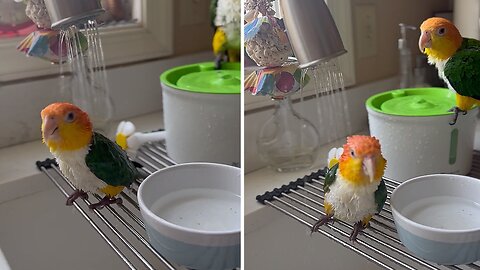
444,38,480,99
85,132,138,187
324,163,338,194
210,0,219,29
374,179,387,213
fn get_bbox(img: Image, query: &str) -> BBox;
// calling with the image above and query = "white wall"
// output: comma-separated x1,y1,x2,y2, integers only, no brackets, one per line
454,0,480,39
0,51,212,149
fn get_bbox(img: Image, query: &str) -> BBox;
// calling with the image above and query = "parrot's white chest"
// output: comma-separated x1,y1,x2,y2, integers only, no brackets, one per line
429,57,455,91
53,146,107,194
325,175,379,223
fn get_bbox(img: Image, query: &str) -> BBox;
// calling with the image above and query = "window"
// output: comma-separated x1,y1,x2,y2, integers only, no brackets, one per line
97,0,139,27
0,0,173,81
0,1,35,39
244,0,355,111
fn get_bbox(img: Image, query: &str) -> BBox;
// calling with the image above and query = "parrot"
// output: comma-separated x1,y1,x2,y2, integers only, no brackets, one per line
311,135,387,242
210,0,241,69
41,102,138,209
419,17,480,125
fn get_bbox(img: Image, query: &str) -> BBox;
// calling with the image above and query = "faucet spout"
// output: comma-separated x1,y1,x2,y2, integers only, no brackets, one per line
278,0,346,69
44,0,105,30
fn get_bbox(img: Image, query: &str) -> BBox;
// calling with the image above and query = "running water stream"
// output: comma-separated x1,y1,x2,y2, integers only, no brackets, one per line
59,20,114,134
303,59,352,144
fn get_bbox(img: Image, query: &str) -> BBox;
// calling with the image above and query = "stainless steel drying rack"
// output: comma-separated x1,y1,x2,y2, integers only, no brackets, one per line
256,150,480,270
36,141,182,270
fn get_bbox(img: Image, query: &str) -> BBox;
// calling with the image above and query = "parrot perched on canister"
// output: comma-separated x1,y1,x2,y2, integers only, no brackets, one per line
210,0,241,69
311,135,387,242
419,17,480,125
41,103,138,209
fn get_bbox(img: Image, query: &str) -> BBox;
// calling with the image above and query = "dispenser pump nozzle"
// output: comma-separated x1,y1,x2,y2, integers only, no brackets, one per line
398,23,417,49
398,23,417,88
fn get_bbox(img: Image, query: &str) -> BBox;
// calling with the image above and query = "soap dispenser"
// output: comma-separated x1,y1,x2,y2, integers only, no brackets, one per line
398,23,416,88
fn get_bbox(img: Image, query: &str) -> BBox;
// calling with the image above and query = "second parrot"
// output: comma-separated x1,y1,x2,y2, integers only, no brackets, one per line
210,0,241,69
419,17,480,125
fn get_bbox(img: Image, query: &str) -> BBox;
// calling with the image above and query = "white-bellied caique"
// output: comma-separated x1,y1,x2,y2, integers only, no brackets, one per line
419,17,480,125
210,0,241,69
41,103,138,209
311,135,387,242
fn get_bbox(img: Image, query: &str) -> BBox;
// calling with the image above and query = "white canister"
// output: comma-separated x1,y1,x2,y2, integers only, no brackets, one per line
366,88,477,182
160,62,240,165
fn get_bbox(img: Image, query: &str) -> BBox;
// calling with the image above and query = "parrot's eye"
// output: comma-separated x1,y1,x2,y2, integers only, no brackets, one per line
65,112,75,123
437,27,446,36
350,150,355,157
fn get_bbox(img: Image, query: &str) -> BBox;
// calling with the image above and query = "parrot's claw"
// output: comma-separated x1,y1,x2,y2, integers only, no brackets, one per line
349,221,367,242
89,196,123,210
448,106,467,125
66,190,88,205
214,54,224,70
310,214,334,234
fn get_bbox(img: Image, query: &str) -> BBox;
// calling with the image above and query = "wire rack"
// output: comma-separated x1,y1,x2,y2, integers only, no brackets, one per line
36,141,183,270
256,151,480,270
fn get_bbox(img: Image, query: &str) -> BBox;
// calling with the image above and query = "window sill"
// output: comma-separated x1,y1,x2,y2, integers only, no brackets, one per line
0,0,174,82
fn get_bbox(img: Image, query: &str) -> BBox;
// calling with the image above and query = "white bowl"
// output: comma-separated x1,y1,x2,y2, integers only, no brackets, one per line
138,163,241,270
391,174,480,265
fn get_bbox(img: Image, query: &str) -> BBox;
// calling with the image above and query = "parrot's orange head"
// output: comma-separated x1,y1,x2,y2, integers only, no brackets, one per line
339,135,386,186
419,17,463,61
41,102,92,152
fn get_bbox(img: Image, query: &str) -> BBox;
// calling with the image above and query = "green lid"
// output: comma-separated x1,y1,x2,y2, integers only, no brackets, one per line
160,62,240,94
366,88,455,116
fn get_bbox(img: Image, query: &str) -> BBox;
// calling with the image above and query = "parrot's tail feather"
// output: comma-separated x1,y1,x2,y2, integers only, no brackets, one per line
132,160,143,168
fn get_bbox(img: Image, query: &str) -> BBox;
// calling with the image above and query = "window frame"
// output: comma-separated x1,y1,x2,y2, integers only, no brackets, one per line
0,0,174,82
244,0,355,111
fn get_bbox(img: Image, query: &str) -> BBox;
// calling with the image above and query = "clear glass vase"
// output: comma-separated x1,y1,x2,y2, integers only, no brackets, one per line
257,96,320,172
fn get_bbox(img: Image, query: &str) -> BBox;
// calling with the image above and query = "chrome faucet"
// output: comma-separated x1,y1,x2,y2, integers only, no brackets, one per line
278,0,347,69
43,0,105,29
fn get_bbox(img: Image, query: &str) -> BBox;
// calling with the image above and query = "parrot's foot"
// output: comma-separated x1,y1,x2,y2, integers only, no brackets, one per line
66,190,88,206
89,196,123,210
349,221,367,242
311,214,334,234
214,53,224,70
448,106,468,125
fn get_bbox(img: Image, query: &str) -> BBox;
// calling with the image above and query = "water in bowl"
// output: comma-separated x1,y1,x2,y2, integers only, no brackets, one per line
150,188,240,232
402,196,480,230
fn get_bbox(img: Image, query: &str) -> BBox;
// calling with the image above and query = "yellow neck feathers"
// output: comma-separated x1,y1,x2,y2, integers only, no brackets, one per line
339,157,386,186
425,40,459,61
46,125,92,152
